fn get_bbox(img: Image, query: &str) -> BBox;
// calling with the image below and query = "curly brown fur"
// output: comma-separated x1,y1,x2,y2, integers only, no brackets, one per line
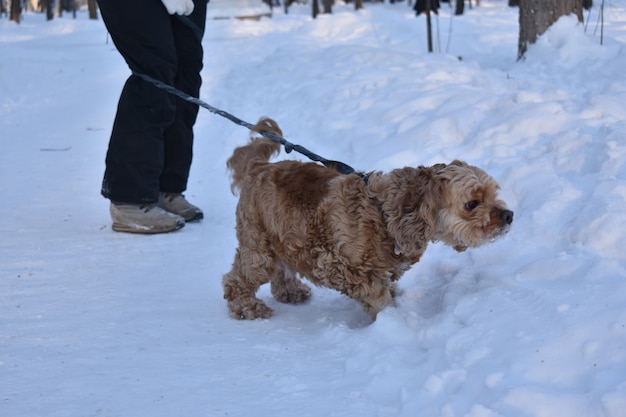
223,118,513,320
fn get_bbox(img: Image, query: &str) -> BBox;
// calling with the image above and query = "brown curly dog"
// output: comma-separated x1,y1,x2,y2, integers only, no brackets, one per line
223,118,513,320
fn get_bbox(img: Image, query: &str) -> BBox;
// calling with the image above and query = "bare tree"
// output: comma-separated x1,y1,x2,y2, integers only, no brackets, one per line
10,0,22,22
322,0,331,14
39,0,55,20
518,0,583,59
415,0,441,53
88,0,98,19
58,0,77,18
455,0,464,15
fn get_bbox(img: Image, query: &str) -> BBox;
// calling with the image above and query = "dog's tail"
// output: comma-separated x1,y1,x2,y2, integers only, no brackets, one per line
227,117,282,194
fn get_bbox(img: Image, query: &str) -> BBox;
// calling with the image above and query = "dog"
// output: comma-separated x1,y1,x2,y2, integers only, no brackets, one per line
223,118,513,320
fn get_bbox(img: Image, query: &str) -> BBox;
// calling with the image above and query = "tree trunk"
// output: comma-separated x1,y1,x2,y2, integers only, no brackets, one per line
455,0,464,15
355,0,363,11
518,0,583,60
88,0,98,19
312,0,319,19
40,0,55,20
10,0,22,23
426,0,433,53
323,0,332,14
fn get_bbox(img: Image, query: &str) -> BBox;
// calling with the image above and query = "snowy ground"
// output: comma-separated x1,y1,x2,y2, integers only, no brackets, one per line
2,1,626,416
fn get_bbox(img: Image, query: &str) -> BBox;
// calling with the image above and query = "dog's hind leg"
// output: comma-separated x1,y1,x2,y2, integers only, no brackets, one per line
270,262,312,305
222,247,275,320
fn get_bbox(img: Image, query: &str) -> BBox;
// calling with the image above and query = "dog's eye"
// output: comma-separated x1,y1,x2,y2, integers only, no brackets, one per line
464,200,480,212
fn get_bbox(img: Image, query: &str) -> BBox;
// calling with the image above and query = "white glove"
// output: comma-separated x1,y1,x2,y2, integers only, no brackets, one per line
161,0,195,15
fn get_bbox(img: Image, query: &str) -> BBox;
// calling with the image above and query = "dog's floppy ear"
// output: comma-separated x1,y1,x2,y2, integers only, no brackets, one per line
376,166,442,260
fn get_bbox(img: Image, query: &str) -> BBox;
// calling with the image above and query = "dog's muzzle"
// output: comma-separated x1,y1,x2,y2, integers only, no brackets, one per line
500,209,514,226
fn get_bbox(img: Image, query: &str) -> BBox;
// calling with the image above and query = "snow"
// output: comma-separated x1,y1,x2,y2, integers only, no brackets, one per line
2,1,626,416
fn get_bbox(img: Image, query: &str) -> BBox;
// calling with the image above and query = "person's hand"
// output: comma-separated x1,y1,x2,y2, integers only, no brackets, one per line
161,0,195,15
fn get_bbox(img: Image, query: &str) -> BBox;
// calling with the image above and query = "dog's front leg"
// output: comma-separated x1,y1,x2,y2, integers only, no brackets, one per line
348,278,396,320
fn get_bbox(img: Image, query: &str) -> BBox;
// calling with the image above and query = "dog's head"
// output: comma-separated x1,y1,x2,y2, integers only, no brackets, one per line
369,160,512,258
432,160,513,252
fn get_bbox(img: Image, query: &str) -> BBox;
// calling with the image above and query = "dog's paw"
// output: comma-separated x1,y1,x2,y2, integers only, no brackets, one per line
271,279,312,305
228,298,274,320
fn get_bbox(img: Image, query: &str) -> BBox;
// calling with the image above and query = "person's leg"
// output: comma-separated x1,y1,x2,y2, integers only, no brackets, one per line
98,0,186,233
159,0,207,193
155,1,207,222
98,0,179,204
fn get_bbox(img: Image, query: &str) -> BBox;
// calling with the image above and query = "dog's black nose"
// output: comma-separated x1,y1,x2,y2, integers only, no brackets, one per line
500,209,514,225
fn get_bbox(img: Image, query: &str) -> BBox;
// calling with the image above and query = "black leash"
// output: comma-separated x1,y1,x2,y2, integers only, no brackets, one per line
132,71,357,175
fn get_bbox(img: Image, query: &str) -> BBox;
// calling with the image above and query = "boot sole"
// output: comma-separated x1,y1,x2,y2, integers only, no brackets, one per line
184,212,204,222
111,221,185,234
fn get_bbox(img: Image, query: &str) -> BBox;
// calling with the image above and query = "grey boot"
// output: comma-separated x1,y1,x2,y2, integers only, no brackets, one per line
110,203,185,234
158,193,204,222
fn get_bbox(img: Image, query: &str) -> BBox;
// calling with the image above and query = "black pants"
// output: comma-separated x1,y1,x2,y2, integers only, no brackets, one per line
98,0,207,204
